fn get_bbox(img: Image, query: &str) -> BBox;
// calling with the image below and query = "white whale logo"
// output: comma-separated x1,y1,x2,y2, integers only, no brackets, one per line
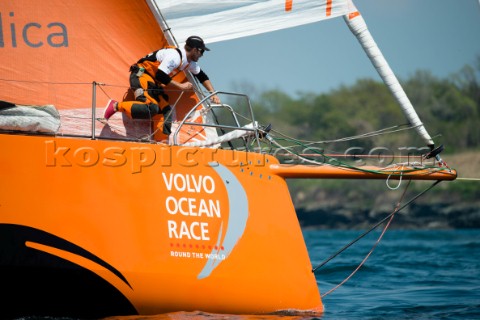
197,163,249,279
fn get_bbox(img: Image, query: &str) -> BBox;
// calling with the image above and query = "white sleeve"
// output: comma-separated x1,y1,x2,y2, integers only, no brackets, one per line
157,49,181,75
188,62,201,75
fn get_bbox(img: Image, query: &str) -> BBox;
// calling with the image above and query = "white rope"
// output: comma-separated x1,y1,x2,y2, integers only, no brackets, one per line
457,177,480,181
386,169,403,190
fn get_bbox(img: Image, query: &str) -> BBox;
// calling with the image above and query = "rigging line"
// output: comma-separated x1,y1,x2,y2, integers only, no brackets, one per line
295,137,443,174
457,177,480,181
222,107,414,150
210,106,236,150
280,153,429,159
97,84,112,101
314,125,421,144
312,179,442,275
0,77,129,89
265,127,416,153
321,214,394,297
320,180,412,298
98,83,130,89
386,165,404,190
0,78,93,85
270,141,360,160
268,135,448,176
269,123,417,146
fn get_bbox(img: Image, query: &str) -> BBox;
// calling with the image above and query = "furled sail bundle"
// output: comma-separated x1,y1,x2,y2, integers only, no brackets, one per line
343,2,435,147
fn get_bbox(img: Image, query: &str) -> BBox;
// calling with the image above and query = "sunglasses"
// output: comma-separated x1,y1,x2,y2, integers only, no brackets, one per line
197,48,205,56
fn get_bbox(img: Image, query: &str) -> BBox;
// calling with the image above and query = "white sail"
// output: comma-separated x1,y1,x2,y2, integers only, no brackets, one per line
151,0,355,44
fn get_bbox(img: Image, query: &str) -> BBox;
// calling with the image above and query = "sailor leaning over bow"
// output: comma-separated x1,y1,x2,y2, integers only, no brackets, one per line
103,35,220,139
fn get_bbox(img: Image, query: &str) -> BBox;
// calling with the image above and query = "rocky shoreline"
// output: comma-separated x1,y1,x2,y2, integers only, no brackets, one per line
296,202,480,230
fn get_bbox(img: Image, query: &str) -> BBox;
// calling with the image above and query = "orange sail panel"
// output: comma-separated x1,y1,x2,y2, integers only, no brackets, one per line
0,0,166,110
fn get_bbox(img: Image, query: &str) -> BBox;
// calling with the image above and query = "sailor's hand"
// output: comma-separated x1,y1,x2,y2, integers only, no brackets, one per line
179,82,194,91
210,94,221,104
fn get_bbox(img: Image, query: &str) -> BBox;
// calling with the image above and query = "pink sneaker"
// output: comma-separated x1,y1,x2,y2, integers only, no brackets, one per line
103,99,118,120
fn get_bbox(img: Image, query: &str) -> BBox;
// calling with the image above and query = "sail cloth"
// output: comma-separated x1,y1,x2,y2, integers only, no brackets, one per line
153,0,356,44
0,101,60,133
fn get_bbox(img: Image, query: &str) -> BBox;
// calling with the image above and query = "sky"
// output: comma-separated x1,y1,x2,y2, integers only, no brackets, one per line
200,0,480,97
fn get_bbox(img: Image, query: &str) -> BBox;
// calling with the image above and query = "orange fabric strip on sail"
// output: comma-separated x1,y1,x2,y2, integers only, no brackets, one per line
285,0,293,12
326,0,333,16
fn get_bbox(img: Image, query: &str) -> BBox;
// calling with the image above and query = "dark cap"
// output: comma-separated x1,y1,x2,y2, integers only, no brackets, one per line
186,36,210,51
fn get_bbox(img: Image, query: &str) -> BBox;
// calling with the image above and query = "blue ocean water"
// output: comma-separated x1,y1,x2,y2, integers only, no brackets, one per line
307,229,480,320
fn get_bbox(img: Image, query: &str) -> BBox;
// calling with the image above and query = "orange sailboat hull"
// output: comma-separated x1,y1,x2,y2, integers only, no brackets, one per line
0,133,323,317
